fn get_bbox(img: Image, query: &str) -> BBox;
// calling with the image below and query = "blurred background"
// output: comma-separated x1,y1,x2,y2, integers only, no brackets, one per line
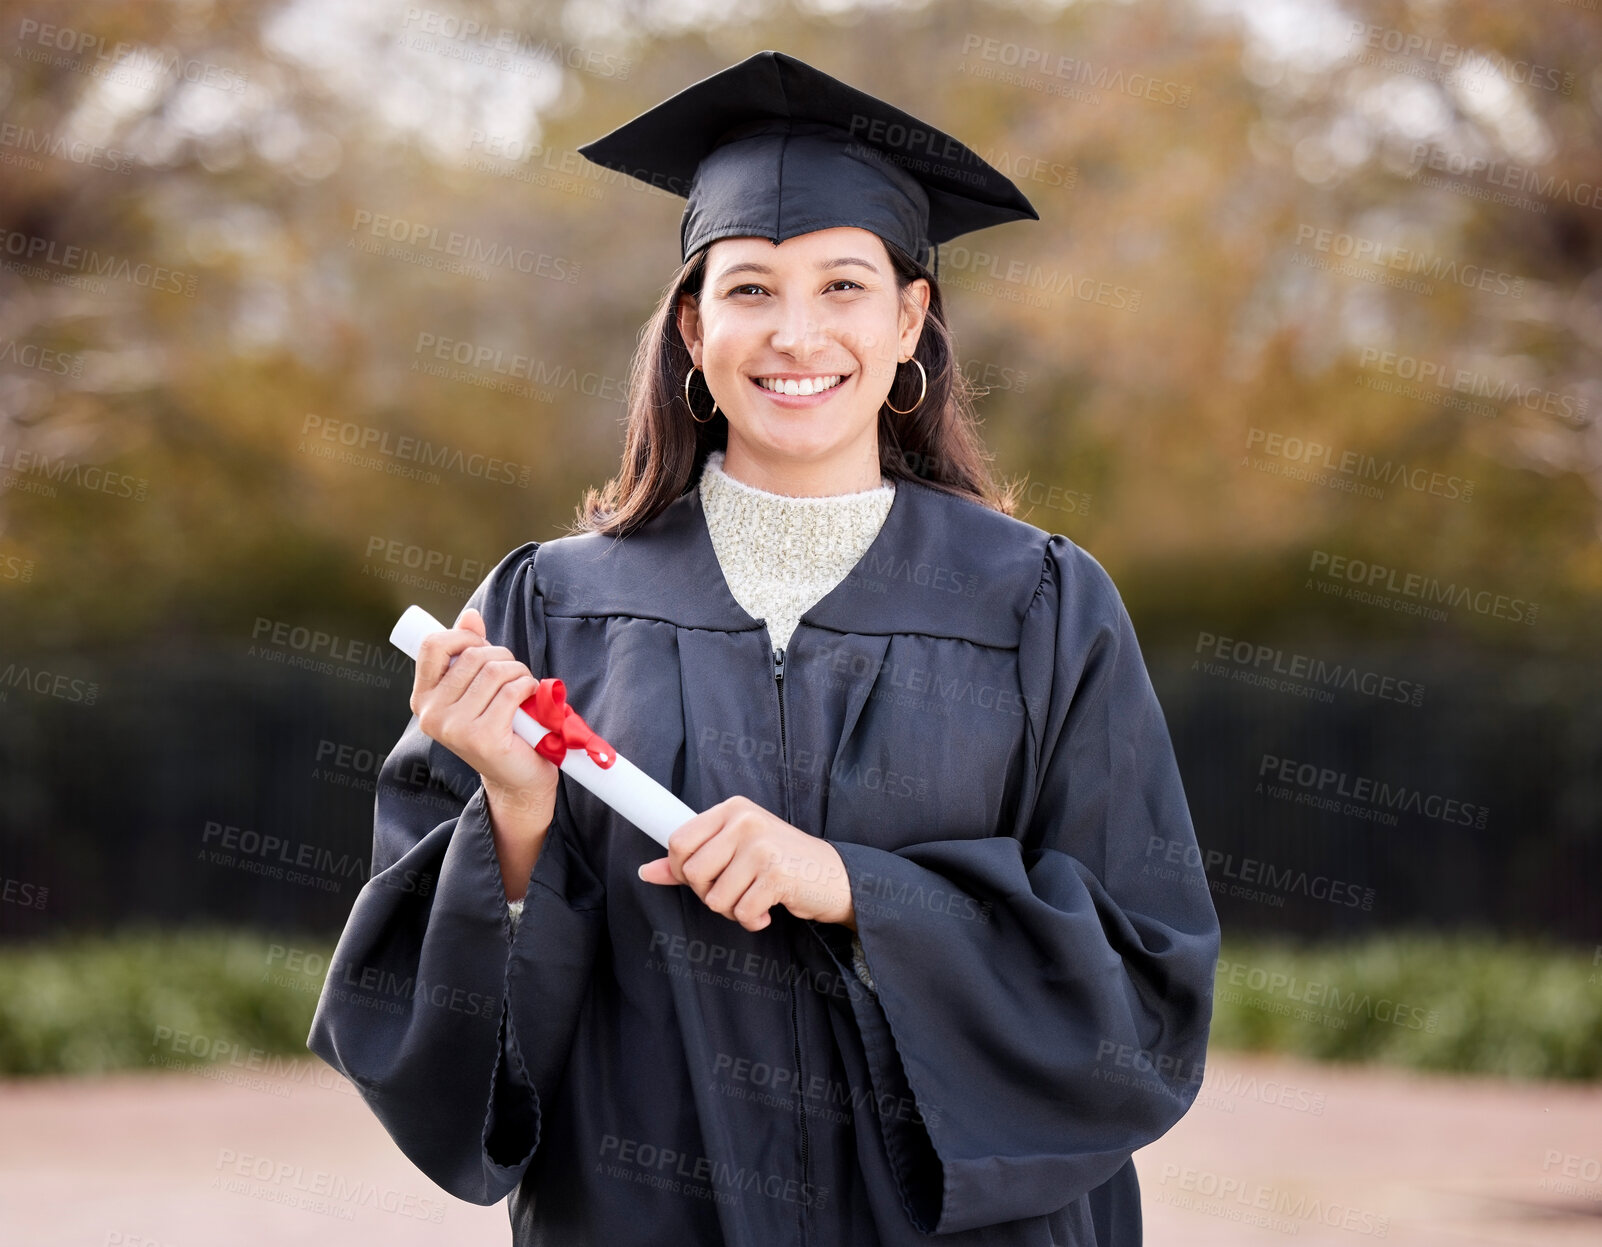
1,0,1599,1243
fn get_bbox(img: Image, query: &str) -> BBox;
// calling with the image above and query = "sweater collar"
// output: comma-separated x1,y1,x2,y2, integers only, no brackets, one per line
540,460,1037,648
698,448,894,509
696,449,895,580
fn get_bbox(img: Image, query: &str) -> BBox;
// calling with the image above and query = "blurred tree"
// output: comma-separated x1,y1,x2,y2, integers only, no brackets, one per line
0,0,1595,654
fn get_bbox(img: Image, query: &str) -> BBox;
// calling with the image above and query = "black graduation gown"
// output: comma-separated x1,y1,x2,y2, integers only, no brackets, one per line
306,471,1220,1246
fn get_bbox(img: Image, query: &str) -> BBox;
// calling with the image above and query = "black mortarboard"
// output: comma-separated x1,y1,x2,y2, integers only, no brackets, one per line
575,50,1039,278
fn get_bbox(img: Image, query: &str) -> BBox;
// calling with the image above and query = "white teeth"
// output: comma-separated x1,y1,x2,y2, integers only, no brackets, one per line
756,374,844,396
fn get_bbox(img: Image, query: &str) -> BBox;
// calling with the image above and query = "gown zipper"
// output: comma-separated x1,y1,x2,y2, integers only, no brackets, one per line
773,645,788,768
775,642,810,1240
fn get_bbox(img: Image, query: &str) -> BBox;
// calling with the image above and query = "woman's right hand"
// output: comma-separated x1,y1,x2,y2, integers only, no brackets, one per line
410,606,559,834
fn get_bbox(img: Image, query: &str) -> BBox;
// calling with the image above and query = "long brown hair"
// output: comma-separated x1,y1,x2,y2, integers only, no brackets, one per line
570,237,1021,538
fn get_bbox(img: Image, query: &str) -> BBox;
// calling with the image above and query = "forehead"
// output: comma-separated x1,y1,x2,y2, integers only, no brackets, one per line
706,227,889,278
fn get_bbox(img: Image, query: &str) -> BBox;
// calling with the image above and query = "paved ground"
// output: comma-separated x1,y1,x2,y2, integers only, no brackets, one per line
2,1048,1599,1245
1137,1050,1602,1245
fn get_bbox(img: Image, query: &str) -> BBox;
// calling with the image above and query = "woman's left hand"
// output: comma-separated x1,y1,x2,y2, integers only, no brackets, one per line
637,795,856,933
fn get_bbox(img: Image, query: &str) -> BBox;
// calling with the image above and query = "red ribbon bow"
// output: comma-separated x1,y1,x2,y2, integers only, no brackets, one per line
520,677,616,769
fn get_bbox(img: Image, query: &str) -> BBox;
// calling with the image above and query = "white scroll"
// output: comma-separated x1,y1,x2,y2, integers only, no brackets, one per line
390,605,695,848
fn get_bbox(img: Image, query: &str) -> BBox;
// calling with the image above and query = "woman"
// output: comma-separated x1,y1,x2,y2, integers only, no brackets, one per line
308,50,1219,1247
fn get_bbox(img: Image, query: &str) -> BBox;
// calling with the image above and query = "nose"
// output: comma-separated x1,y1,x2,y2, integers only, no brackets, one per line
768,293,830,361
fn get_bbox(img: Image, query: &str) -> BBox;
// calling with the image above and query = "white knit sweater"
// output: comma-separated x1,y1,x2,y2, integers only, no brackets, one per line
507,449,893,993
697,448,896,653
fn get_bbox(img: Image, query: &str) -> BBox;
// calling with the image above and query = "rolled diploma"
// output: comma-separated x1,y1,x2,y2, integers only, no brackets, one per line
389,604,695,849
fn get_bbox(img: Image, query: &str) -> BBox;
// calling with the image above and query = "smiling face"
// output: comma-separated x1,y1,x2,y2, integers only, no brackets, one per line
676,226,930,496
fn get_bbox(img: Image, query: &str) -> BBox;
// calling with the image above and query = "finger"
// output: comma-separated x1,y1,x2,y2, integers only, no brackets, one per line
725,869,776,931
679,827,740,897
670,794,763,870
435,642,516,702
637,857,681,885
454,658,531,725
432,659,509,734
701,843,761,921
474,673,539,733
456,606,486,638
663,806,727,875
472,676,544,763
415,626,494,694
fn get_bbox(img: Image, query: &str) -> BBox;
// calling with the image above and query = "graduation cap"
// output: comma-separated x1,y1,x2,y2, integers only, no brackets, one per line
575,50,1040,279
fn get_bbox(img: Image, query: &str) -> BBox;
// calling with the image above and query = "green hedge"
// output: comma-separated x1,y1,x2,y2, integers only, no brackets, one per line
1210,929,1602,1080
1,926,1598,1080
0,924,327,1077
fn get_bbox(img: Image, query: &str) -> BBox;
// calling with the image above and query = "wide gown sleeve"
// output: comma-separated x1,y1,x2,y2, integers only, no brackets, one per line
305,541,607,1205
807,534,1219,1235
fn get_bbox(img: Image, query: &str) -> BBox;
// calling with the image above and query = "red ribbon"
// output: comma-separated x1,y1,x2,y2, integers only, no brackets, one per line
520,677,616,769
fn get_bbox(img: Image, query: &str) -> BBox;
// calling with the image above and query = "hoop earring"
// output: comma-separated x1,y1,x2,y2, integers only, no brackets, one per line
884,357,928,415
684,365,720,424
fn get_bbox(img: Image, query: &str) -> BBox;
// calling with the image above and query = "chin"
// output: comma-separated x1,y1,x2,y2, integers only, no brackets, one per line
741,426,854,461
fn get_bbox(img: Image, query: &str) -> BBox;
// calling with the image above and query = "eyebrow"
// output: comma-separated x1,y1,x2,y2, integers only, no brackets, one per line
714,257,881,283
